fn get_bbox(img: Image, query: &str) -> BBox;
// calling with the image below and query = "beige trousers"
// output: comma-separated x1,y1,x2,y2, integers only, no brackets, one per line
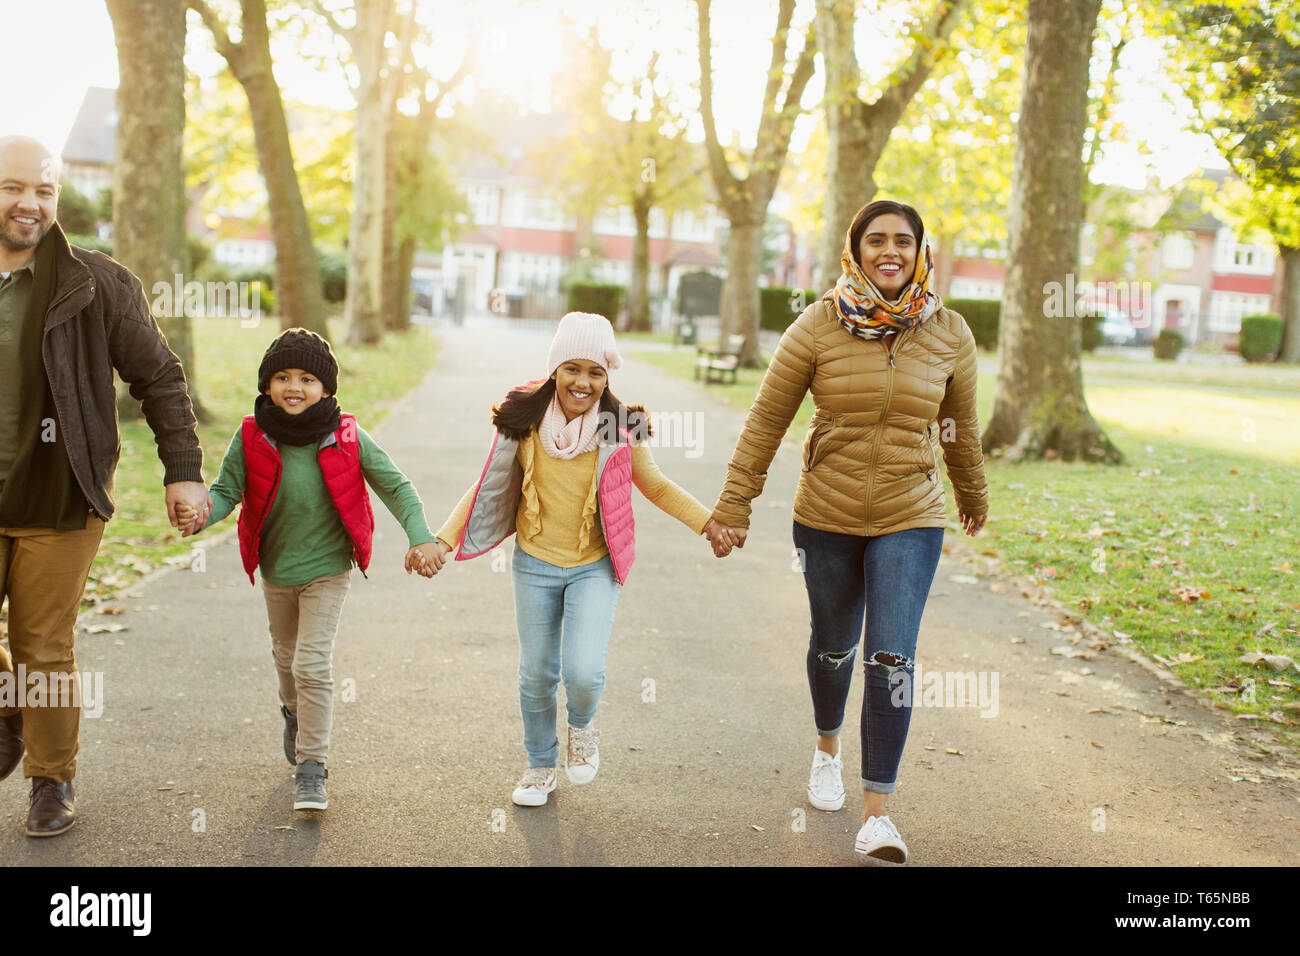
0,513,105,781
261,570,351,765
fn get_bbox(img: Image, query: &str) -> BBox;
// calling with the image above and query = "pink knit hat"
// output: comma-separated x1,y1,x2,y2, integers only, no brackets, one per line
546,311,623,378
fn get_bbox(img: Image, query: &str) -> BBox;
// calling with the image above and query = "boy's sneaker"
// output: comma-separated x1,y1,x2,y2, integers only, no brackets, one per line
281,705,297,766
807,748,845,811
293,760,328,810
511,767,557,806
854,814,908,863
565,725,600,785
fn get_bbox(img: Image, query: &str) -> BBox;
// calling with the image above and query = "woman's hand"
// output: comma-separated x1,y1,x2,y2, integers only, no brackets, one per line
703,518,746,557
958,511,986,536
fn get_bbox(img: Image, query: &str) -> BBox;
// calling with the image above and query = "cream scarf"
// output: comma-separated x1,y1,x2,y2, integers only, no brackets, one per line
538,392,601,459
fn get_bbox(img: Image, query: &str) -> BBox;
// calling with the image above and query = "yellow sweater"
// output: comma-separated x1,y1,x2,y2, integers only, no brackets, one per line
437,429,711,568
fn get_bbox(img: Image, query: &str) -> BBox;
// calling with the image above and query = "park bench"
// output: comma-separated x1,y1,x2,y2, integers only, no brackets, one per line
695,334,745,385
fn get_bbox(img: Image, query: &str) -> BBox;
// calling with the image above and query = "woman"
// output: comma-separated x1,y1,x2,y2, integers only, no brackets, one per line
427,312,737,806
710,200,989,862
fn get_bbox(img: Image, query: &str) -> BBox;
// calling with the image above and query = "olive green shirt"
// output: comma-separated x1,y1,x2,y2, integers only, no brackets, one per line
0,257,37,481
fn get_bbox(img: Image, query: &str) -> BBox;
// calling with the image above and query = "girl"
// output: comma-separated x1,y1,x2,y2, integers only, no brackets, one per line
178,328,441,812
427,312,737,806
710,201,989,862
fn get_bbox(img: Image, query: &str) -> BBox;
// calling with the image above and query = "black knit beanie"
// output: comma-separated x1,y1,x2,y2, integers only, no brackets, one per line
257,328,339,395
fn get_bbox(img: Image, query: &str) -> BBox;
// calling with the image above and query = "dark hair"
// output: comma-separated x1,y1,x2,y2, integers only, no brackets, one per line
491,377,653,445
848,200,926,271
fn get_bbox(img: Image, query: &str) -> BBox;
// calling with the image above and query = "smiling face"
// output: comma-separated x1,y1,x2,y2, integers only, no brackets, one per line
856,212,917,301
0,137,59,261
552,359,607,421
265,368,328,414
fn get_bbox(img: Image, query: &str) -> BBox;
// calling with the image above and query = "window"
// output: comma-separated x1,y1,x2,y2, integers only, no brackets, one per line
1161,233,1195,270
1213,228,1275,275
1207,292,1273,333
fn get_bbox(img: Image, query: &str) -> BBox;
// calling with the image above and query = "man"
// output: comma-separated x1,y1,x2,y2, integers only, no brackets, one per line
0,135,210,837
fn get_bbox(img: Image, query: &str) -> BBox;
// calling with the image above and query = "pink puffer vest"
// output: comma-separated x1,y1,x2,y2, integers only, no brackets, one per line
454,422,637,585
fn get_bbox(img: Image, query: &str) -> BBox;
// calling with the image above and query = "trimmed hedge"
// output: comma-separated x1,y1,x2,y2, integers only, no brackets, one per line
1081,314,1105,353
944,298,1000,350
1154,328,1184,360
1239,313,1283,363
566,282,624,321
760,286,819,332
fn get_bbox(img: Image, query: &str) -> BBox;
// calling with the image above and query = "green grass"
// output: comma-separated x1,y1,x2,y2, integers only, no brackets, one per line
84,317,437,605
640,347,1300,748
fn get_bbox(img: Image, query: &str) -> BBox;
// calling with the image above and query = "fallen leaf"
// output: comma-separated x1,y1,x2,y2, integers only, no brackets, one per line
274,825,296,831
750,825,765,832
1171,585,1210,603
945,748,963,756
1090,741,1104,749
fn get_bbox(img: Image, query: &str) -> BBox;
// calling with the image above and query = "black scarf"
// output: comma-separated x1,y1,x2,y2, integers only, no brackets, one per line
252,393,341,446
0,232,90,529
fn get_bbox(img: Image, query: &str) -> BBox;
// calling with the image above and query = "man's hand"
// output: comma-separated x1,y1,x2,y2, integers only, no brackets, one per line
407,540,453,577
958,511,986,536
166,482,211,537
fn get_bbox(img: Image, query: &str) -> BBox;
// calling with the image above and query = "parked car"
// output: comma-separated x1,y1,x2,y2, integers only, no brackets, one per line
1100,312,1137,346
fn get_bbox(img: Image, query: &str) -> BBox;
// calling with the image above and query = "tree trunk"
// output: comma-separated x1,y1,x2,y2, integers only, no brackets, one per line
814,0,965,290
981,0,1121,464
395,236,416,326
380,101,406,332
192,0,328,339
342,0,390,346
106,0,206,421
935,228,957,299
720,218,763,366
627,195,653,332
1279,245,1300,363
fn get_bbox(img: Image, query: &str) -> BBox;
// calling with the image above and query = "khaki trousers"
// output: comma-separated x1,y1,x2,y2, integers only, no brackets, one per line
0,513,105,782
261,570,351,765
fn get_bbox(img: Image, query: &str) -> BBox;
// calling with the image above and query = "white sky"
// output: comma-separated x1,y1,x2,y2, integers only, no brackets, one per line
9,0,1226,193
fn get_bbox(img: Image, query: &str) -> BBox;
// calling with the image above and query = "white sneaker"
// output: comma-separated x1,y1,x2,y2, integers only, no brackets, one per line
565,725,600,785
806,748,845,811
854,814,908,863
511,767,557,806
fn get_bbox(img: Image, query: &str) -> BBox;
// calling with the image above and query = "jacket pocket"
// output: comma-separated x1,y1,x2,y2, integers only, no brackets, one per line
802,417,835,472
925,421,940,481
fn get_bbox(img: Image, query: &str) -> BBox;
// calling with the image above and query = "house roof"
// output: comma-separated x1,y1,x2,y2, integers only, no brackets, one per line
62,87,118,167
1157,168,1228,233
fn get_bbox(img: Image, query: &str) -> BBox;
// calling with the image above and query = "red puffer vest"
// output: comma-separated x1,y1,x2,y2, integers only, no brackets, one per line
236,413,375,584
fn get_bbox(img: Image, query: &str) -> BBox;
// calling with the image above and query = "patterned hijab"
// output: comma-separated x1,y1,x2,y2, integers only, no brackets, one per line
828,221,939,340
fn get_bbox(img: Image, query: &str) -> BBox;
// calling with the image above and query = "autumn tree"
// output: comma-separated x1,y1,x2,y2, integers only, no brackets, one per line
188,0,328,335
1165,1,1300,362
696,0,816,366
106,0,207,420
812,0,967,290
871,0,1024,296
981,0,1123,463
544,30,707,332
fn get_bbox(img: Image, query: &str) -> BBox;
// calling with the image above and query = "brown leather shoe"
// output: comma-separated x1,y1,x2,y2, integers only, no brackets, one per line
26,777,76,838
0,712,22,781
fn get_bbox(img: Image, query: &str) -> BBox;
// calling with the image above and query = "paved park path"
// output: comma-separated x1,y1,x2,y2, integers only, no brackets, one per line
5,317,1298,866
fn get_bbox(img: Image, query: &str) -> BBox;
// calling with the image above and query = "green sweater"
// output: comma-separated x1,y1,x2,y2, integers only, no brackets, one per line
203,424,435,587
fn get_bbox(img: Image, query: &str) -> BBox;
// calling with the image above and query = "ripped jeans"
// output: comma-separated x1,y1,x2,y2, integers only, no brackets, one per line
793,521,944,794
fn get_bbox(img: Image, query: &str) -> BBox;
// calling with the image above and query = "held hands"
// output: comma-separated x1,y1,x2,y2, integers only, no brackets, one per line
166,482,211,537
703,518,746,558
958,511,986,537
405,540,453,577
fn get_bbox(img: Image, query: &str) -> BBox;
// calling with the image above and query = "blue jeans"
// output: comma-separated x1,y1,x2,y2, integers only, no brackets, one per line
793,521,944,794
511,545,621,768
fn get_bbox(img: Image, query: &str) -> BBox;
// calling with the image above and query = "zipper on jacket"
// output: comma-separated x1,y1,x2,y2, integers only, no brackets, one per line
865,327,913,531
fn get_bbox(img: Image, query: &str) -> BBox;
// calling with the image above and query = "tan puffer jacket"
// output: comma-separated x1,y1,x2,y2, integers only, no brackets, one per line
712,296,988,536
